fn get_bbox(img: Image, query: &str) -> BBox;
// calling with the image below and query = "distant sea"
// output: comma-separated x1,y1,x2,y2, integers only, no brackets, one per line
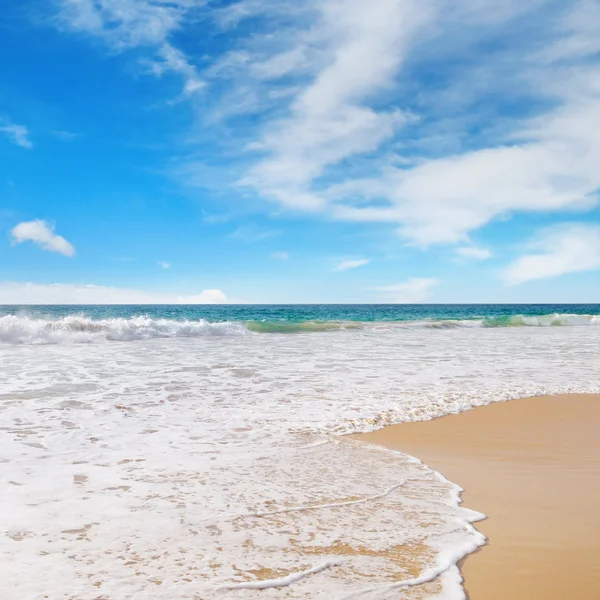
1,303,599,342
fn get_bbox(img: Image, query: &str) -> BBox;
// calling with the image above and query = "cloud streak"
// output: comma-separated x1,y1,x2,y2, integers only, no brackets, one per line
333,258,369,271
455,246,492,260
11,220,75,257
58,0,204,95
51,0,600,265
239,0,428,210
0,282,228,304
219,1,600,247
376,277,438,303
0,123,33,148
502,224,600,285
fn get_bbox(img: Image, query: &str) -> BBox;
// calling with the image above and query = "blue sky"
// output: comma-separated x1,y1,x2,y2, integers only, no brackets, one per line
1,0,599,303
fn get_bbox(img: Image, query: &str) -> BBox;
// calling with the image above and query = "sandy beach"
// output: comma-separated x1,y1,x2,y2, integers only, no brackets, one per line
354,394,600,599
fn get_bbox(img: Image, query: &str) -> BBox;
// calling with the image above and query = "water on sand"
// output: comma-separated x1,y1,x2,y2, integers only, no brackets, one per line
1,305,599,598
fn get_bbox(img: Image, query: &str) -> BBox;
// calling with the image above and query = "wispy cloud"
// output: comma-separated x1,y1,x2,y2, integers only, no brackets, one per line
210,1,600,247
324,2,600,245
0,123,33,148
229,224,280,242
502,224,600,285
331,92,600,245
333,258,369,272
11,220,75,257
376,277,438,303
270,251,290,260
202,212,231,225
57,0,204,95
157,260,171,269
51,0,600,257
238,0,427,210
0,282,227,304
455,246,492,260
51,130,78,141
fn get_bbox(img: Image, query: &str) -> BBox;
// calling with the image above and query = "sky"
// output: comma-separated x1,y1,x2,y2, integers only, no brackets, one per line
1,0,599,304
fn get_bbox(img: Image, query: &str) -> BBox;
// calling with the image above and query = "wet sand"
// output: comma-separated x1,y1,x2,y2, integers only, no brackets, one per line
353,394,600,599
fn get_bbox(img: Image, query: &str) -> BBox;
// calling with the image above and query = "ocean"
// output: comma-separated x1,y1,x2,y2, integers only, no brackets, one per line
2,304,599,598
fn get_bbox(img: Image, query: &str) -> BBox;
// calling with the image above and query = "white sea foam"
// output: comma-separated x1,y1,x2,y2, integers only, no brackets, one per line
218,561,339,590
0,314,247,344
422,313,600,328
1,326,599,598
2,312,600,345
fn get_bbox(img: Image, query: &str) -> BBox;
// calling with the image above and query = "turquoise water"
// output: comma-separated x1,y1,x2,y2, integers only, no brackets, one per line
2,303,599,323
1,304,599,343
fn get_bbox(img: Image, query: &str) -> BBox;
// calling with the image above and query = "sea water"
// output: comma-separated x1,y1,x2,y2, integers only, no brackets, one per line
1,305,599,599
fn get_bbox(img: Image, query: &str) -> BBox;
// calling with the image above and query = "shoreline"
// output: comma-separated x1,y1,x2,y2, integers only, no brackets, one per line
352,394,600,599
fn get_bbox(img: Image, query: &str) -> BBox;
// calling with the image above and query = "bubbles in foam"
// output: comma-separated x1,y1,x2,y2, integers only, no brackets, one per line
1,324,599,598
2,311,600,345
0,314,247,344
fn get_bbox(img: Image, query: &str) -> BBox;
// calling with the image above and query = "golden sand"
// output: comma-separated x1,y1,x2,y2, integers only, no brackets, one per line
353,394,600,599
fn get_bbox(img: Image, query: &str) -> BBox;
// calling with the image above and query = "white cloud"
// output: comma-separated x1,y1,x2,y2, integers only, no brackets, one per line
53,0,600,252
251,48,308,80
11,220,75,257
502,223,600,285
229,225,280,242
239,0,430,210
333,258,369,271
330,92,600,245
270,251,290,260
0,123,32,148
176,289,228,303
376,277,438,303
153,44,205,97
58,0,203,94
157,260,171,269
51,130,78,140
213,0,278,29
227,1,600,246
537,0,600,63
0,282,228,304
455,246,492,260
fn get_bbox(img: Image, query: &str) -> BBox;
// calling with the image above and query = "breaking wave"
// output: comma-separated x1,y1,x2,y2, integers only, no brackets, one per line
426,313,600,328
0,315,248,344
1,313,599,344
245,320,363,333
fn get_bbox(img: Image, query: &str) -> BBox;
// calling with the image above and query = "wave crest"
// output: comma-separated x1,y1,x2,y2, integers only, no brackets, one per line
0,315,247,345
1,312,599,344
483,313,600,327
421,313,600,328
245,320,362,333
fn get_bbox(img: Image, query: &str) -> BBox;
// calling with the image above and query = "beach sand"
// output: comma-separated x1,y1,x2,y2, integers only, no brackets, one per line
353,394,600,599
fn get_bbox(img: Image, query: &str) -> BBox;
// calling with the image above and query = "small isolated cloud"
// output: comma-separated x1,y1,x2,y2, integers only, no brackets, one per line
51,130,78,141
11,220,75,257
270,251,289,260
455,246,492,260
502,223,600,285
333,259,370,272
178,289,227,303
157,260,171,269
376,278,438,303
0,123,32,149
0,282,228,304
